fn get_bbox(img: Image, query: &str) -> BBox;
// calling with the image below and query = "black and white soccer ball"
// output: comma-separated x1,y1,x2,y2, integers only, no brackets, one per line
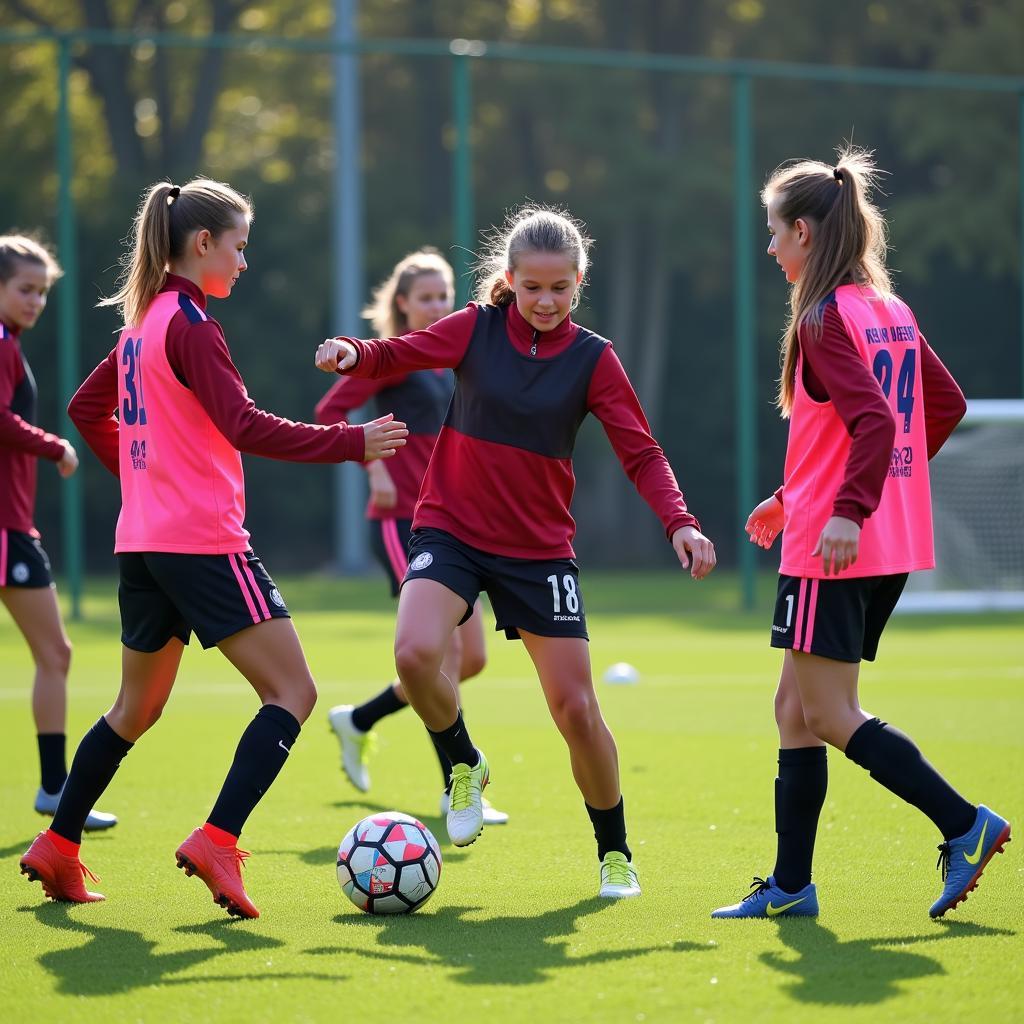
337,811,443,914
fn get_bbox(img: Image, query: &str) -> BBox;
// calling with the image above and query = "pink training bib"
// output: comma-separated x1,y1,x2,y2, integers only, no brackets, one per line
114,290,250,554
780,284,934,579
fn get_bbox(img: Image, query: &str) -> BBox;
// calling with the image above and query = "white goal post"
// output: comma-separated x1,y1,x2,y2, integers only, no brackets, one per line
897,399,1024,613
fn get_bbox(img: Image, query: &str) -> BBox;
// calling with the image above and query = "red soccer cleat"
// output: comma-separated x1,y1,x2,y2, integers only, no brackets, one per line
19,831,105,903
175,828,260,919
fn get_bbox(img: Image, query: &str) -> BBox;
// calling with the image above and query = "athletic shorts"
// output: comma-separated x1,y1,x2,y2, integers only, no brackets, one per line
770,572,909,663
369,517,413,598
0,529,53,588
403,527,588,641
117,549,291,652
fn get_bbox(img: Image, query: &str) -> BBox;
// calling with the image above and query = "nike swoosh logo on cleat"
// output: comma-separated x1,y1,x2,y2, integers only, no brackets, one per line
964,820,988,865
766,897,807,916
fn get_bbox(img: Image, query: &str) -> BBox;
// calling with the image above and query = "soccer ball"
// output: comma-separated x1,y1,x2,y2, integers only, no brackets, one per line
337,811,442,914
603,661,640,685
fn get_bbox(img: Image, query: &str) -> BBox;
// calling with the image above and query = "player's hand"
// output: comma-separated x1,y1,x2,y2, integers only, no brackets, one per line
745,494,784,549
56,441,78,478
368,460,398,509
671,525,717,580
812,515,860,576
361,414,408,461
315,338,358,373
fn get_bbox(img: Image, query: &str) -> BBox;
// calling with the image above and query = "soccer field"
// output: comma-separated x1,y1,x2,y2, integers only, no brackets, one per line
1,574,1021,1024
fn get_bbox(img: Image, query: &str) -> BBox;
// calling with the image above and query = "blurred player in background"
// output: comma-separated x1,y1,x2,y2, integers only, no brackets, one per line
0,234,117,833
316,206,715,898
712,148,1010,921
316,248,508,826
18,179,407,918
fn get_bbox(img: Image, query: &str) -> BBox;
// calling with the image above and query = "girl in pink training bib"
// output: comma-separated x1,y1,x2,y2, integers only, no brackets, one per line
711,147,1009,922
19,178,407,917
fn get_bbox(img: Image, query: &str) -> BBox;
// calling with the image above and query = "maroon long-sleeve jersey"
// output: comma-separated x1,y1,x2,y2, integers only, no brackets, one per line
315,368,453,521
70,275,365,478
0,321,65,535
338,301,698,560
774,297,966,524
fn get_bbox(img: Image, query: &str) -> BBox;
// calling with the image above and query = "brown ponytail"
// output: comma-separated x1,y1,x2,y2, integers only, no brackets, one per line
763,146,891,416
100,177,252,327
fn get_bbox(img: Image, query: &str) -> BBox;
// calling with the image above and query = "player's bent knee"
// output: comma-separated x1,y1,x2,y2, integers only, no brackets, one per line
460,653,487,682
552,691,599,738
394,639,444,686
38,639,72,678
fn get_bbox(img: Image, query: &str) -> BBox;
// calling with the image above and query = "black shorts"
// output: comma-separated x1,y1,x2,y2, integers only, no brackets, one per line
404,527,588,641
0,529,53,588
770,573,909,663
118,550,291,652
368,517,414,598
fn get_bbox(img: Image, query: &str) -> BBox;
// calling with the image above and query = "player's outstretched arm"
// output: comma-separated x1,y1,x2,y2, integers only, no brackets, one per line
745,493,784,549
672,525,717,580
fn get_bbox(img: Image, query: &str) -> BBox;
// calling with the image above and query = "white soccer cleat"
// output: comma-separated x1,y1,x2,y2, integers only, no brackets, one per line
599,851,641,898
327,705,374,793
34,785,118,832
446,751,489,847
439,790,509,825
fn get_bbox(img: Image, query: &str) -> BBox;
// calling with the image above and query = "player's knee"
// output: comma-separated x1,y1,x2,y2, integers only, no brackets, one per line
38,638,72,678
460,650,487,682
552,690,599,739
395,638,443,686
774,687,805,734
801,706,841,746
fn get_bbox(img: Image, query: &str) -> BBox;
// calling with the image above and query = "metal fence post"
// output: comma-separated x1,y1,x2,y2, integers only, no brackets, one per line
733,74,757,610
56,34,83,619
450,44,476,304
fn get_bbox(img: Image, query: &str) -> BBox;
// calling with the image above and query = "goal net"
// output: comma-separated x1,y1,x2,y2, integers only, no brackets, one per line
897,400,1024,613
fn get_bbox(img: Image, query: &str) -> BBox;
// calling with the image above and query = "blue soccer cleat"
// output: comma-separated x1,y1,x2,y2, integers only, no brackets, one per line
930,805,1011,918
711,875,819,919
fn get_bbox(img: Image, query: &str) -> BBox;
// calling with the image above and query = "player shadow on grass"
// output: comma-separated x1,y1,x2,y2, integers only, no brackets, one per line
306,898,710,986
763,918,1015,1006
19,904,346,995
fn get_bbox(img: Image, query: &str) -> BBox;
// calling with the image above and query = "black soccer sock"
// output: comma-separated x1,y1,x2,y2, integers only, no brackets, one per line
427,710,478,770
350,684,406,733
207,704,301,838
845,717,976,841
50,717,133,845
771,746,828,893
586,797,631,861
431,732,455,792
37,732,68,795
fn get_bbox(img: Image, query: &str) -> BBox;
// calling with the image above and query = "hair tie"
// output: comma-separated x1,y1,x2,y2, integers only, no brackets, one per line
833,168,844,185
167,185,181,203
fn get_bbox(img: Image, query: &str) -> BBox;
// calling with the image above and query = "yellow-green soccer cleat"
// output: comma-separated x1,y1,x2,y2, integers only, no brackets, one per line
599,851,641,898
327,705,376,793
446,750,489,847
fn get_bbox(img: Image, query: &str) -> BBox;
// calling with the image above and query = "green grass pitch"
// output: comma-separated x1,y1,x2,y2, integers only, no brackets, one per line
1,573,1021,1023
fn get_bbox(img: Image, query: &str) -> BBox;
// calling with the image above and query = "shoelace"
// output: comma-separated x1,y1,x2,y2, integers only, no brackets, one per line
742,876,773,902
936,842,951,882
449,765,475,812
602,858,635,887
79,861,100,884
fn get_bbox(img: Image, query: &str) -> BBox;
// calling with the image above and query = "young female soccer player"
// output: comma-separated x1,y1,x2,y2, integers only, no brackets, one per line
0,234,116,832
711,149,1010,921
316,206,716,898
18,179,407,918
316,248,508,826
